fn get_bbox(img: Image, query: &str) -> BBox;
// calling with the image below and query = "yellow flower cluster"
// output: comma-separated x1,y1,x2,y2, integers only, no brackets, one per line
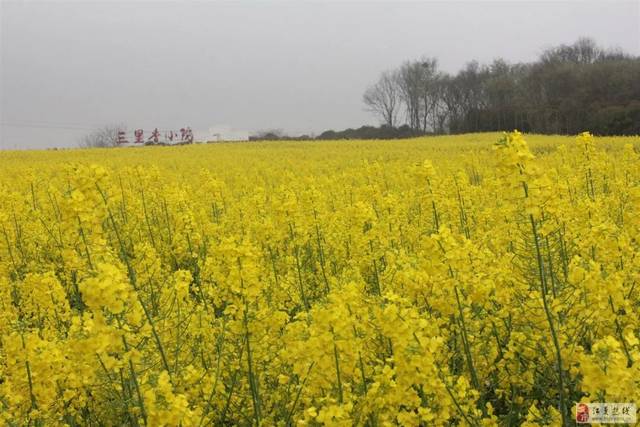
0,132,639,426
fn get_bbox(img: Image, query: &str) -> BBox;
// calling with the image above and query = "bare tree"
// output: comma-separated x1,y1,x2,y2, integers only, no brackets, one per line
80,125,124,148
397,61,423,130
417,58,440,133
363,70,400,127
396,57,441,132
540,37,602,65
431,75,450,134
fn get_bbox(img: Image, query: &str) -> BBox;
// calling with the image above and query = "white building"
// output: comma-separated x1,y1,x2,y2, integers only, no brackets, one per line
204,126,249,142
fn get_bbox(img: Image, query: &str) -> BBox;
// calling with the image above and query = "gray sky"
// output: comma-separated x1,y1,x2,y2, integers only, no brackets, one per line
1,0,639,149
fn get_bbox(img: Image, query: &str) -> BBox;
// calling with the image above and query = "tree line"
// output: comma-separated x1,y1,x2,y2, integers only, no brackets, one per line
363,38,640,136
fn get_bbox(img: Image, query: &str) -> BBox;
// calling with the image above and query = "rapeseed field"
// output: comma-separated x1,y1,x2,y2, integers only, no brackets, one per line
1,132,639,426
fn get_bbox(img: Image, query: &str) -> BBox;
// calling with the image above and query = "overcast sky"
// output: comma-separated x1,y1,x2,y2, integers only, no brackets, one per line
1,0,639,149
